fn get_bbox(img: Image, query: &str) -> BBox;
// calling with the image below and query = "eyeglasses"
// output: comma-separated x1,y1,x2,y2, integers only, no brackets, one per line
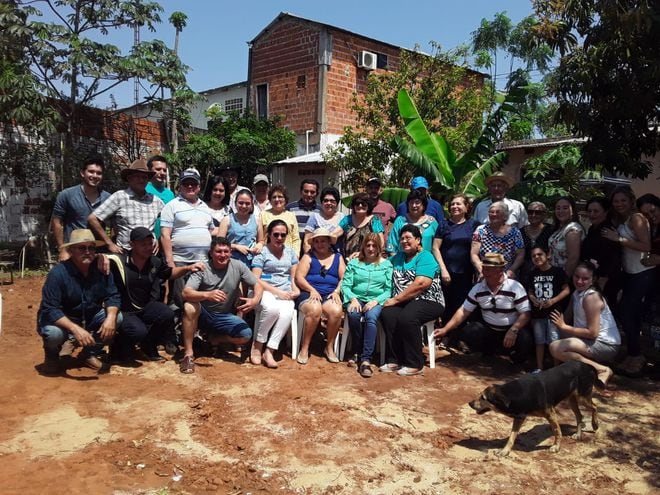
323,198,337,203
271,233,287,239
527,209,545,215
271,195,285,200
74,245,97,252
181,182,198,188
400,235,416,242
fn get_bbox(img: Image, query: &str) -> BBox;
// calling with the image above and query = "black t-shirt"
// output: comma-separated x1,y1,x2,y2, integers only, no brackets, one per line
526,265,568,318
110,253,172,311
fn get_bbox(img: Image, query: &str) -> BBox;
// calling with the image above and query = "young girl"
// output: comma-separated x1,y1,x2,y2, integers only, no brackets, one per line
549,260,620,387
527,246,570,373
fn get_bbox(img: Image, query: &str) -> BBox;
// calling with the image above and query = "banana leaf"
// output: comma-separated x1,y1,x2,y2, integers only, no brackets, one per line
459,152,508,198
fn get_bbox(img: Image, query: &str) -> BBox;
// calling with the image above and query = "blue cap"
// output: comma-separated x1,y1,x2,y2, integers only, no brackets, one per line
410,176,429,190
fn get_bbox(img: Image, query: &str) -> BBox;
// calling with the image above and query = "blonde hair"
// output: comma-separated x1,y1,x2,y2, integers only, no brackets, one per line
358,233,383,262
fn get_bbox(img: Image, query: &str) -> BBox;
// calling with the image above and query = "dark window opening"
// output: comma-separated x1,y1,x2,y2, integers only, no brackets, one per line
256,84,268,120
376,53,388,70
296,75,306,89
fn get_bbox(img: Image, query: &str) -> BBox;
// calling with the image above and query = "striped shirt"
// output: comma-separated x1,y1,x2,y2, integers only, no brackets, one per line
93,188,164,250
160,196,215,263
463,277,530,331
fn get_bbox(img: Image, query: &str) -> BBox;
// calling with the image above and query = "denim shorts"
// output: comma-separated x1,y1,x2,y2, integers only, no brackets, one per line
532,318,560,345
198,306,252,340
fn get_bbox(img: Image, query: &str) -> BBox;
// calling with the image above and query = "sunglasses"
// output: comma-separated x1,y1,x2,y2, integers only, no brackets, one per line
527,209,545,215
271,233,287,239
354,201,368,207
320,266,328,277
490,296,498,309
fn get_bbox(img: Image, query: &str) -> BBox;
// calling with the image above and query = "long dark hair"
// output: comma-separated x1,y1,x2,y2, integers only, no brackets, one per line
203,175,230,205
266,219,288,244
552,196,580,231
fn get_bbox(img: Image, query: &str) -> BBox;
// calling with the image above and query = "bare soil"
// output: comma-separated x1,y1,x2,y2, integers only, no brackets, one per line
0,276,658,494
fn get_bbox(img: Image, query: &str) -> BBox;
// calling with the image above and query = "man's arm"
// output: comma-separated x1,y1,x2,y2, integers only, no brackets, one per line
51,217,69,261
160,226,175,267
88,214,122,253
433,305,472,338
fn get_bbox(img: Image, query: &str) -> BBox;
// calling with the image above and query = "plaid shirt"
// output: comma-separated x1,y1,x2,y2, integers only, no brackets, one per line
93,188,165,249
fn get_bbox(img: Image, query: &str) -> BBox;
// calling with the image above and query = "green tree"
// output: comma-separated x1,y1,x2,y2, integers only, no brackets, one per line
534,0,660,177
167,133,227,182
7,0,189,184
324,44,490,192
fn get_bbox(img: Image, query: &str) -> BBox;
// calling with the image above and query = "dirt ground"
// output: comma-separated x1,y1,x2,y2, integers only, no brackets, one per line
0,276,658,495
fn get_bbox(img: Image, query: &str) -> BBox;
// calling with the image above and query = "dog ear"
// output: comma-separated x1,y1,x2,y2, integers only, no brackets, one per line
488,386,512,409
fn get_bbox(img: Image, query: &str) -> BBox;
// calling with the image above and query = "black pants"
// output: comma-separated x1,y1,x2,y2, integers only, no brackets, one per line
458,319,533,364
381,299,444,369
442,271,474,322
117,301,175,353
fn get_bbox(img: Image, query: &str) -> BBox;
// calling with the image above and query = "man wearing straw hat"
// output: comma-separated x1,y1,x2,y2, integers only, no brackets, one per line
37,229,121,374
433,252,533,364
88,158,165,254
473,171,528,229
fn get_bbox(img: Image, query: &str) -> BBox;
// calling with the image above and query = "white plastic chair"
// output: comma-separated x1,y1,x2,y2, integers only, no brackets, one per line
290,309,340,360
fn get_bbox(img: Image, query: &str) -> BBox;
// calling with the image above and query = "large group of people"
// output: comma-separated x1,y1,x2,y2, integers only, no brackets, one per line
40,155,659,386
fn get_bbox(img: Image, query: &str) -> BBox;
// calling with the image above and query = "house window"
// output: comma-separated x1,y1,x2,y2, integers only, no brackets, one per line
256,84,268,119
224,98,243,113
376,53,388,70
296,75,306,89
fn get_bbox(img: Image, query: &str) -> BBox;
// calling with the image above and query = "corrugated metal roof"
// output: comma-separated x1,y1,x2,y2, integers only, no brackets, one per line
276,151,325,164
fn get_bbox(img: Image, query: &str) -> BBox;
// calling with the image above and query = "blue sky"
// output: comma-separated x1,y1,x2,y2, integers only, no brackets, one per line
39,0,537,108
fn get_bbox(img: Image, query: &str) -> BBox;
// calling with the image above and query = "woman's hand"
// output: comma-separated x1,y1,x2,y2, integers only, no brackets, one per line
549,310,566,331
348,298,361,313
309,289,322,303
601,227,619,242
440,269,451,285
362,300,378,312
433,326,449,339
329,291,342,305
251,242,263,255
233,244,250,255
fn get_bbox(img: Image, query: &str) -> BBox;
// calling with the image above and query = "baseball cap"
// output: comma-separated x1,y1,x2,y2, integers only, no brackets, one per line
180,168,201,183
410,176,429,190
130,227,154,242
253,174,270,185
367,177,382,186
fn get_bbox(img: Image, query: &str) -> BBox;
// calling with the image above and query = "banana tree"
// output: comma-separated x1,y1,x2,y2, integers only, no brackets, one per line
394,75,528,198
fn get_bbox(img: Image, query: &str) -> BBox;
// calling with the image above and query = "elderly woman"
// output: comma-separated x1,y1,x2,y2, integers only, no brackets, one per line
386,189,439,256
520,201,553,281
295,227,346,364
471,201,524,279
303,186,345,252
548,197,584,277
432,193,478,321
581,197,622,306
250,219,299,368
342,233,392,377
217,188,259,267
549,260,619,387
380,224,444,376
257,185,301,255
339,192,385,259
601,186,653,376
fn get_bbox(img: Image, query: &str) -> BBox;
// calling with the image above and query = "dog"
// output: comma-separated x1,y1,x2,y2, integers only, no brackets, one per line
468,361,599,456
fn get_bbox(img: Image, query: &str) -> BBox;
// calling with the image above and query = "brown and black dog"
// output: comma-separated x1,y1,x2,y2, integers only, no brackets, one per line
469,361,599,456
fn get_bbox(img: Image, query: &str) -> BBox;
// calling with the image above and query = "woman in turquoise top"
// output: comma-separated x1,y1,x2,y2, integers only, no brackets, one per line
386,189,438,256
342,233,393,377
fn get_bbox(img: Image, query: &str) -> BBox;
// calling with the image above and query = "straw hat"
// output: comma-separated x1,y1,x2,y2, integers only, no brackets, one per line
61,229,105,249
484,171,515,188
481,252,506,267
308,227,333,240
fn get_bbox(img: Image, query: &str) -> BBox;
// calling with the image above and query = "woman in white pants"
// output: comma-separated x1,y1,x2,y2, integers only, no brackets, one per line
250,219,299,368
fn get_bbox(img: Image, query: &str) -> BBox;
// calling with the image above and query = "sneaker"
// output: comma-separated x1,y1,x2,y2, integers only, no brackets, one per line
531,368,542,375
141,347,166,362
396,366,423,376
378,363,400,373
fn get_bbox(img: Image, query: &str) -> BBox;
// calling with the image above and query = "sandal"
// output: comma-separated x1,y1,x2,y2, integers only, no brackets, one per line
179,355,195,374
359,361,373,378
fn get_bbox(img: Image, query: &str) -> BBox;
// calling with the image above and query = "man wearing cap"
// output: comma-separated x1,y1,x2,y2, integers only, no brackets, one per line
179,236,263,374
252,174,271,216
160,168,217,307
473,172,528,228
105,227,205,362
52,154,111,261
366,177,396,237
88,159,165,254
395,176,445,224
433,252,533,364
37,229,121,374
286,179,321,252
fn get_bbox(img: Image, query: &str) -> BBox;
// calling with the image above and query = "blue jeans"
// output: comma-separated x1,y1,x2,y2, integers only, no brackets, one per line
347,302,383,363
198,306,252,340
38,309,123,360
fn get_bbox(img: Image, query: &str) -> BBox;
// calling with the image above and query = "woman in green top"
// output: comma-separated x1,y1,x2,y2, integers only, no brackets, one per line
342,233,393,377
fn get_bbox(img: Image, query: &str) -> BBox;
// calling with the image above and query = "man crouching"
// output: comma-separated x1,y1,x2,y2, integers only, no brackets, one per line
179,236,262,374
37,229,120,374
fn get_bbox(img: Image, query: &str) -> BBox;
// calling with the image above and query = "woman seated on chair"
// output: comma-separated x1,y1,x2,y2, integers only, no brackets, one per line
250,219,299,368
381,224,444,376
342,233,393,378
295,227,346,365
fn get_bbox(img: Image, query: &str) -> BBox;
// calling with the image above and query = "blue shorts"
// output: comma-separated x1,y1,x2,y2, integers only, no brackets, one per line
198,306,252,340
532,318,560,345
